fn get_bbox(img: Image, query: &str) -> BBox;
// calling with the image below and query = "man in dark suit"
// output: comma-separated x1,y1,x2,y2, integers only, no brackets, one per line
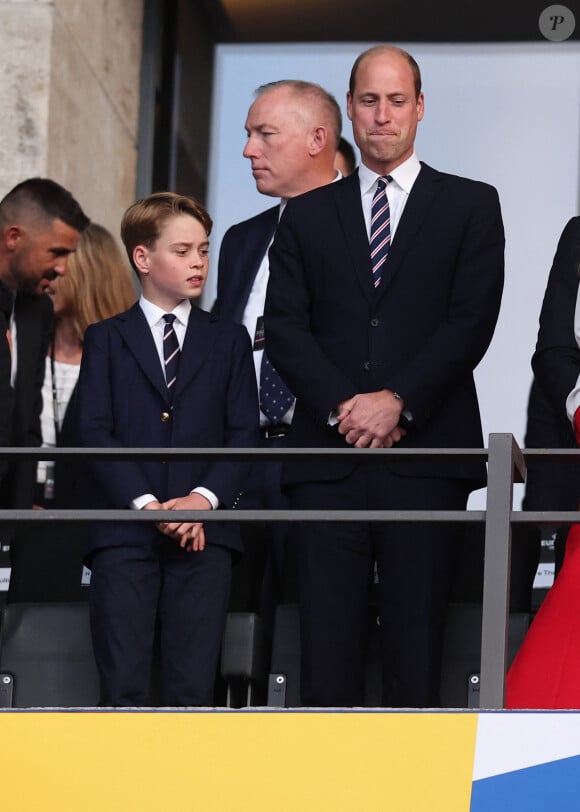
529,217,580,572
265,45,505,707
213,80,340,626
0,178,88,587
77,192,259,706
0,178,88,486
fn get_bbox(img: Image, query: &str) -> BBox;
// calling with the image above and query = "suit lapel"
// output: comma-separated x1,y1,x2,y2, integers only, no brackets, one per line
333,171,375,303
375,163,440,297
234,207,278,322
173,307,213,398
116,303,168,402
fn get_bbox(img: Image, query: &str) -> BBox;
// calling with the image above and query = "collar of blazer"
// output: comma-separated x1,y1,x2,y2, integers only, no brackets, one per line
116,302,216,404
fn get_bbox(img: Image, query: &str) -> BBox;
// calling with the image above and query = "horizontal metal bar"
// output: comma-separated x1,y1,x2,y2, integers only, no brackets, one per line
523,449,580,461
511,511,580,524
0,509,486,524
0,446,489,461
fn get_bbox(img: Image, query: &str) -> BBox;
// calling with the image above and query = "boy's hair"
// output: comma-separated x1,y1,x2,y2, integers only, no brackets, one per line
0,177,89,232
121,192,212,273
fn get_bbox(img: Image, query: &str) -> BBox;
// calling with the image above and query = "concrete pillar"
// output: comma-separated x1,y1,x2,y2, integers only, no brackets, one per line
0,0,143,235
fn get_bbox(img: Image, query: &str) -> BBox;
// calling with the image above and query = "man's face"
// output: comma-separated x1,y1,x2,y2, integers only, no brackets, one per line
347,52,424,175
5,218,80,294
135,214,209,310
243,87,314,199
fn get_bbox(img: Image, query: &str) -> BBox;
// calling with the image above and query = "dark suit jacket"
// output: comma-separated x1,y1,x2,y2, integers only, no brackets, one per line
526,217,580,509
532,217,580,419
213,205,278,323
265,164,505,488
0,291,53,507
76,302,260,555
0,283,14,464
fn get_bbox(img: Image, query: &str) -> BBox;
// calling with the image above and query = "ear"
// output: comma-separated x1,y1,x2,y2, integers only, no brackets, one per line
308,125,328,157
346,91,353,121
4,225,23,251
133,245,150,274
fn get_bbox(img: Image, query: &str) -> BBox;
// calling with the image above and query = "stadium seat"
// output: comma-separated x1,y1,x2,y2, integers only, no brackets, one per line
0,602,99,707
439,602,530,708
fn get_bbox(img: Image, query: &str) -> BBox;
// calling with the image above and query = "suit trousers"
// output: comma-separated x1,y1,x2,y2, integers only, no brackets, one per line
288,462,469,708
89,537,232,707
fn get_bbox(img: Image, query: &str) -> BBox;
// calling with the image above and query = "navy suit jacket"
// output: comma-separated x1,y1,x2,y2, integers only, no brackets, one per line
0,291,53,506
265,164,505,488
532,217,580,417
213,205,278,323
77,302,260,555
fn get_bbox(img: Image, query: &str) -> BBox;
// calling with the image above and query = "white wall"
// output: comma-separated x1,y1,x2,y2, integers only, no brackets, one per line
205,42,580,507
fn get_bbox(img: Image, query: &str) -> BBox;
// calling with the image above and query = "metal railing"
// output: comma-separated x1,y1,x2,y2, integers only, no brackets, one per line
0,433,576,708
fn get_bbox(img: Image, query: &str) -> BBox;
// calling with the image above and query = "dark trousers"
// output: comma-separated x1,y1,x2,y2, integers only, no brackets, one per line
230,434,293,632
89,538,232,707
289,464,469,708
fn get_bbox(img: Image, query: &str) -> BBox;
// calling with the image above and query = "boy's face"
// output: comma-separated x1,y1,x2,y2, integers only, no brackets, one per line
135,214,209,309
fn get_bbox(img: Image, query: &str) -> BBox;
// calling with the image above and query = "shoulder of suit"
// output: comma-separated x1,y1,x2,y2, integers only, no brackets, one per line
283,175,352,214
223,205,279,239
420,162,499,195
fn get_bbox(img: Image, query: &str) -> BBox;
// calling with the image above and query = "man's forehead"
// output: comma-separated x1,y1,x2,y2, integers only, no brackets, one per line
248,87,299,119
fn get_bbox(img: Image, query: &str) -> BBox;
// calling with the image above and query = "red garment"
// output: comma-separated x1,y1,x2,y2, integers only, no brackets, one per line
505,408,580,709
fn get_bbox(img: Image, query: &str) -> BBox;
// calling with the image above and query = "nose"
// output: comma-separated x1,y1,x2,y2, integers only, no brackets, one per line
375,99,390,122
243,134,259,160
54,256,68,277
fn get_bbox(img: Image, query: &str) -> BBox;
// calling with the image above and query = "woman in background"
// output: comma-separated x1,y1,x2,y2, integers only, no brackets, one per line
9,222,137,602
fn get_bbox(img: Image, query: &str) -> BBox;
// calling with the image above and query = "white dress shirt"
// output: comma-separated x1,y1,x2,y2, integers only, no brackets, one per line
565,280,580,423
131,295,218,511
358,152,421,241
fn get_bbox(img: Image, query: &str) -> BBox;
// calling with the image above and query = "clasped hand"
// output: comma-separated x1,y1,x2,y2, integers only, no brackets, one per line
144,492,211,552
337,390,406,448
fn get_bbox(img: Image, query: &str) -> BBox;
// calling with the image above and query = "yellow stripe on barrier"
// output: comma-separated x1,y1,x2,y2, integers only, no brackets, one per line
1,711,478,811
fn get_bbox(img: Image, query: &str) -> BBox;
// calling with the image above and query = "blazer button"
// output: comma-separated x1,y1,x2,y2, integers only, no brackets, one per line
161,411,171,422
370,318,379,327
363,361,371,371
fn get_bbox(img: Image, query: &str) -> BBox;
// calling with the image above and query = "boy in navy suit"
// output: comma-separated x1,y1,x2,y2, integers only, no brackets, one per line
77,193,259,706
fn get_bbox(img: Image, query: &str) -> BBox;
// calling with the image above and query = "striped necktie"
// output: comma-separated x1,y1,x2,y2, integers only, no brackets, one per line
162,313,180,397
370,175,392,288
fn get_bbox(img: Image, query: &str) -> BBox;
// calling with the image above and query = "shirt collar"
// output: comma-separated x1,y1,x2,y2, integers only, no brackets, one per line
139,294,191,328
358,152,421,195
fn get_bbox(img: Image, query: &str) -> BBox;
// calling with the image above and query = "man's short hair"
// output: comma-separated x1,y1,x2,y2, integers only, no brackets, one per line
0,177,89,232
349,45,422,100
121,192,212,272
255,79,342,150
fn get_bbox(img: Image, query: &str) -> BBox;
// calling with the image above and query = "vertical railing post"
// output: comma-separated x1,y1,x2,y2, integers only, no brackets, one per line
479,433,526,708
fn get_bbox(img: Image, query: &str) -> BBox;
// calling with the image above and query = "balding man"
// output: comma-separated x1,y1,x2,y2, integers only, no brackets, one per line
265,46,504,708
213,80,341,635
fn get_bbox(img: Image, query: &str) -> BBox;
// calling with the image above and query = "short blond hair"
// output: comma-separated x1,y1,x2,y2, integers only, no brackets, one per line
121,192,212,273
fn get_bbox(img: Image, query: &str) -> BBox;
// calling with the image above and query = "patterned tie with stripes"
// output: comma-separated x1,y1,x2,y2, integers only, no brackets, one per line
370,175,392,288
162,313,180,397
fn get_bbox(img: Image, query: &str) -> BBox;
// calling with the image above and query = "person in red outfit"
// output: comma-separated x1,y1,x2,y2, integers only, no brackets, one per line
507,222,580,708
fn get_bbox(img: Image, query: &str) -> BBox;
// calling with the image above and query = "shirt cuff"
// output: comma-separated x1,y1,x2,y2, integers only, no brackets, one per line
131,493,158,510
191,486,219,510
